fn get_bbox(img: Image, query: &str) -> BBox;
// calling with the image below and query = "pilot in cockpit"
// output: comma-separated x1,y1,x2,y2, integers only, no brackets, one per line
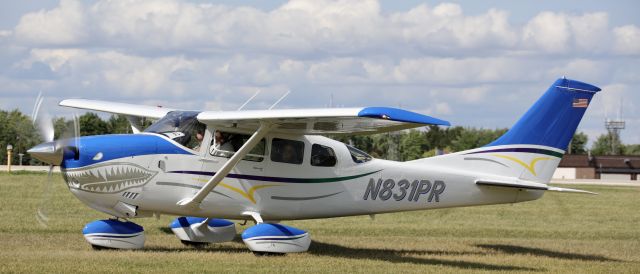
192,129,205,151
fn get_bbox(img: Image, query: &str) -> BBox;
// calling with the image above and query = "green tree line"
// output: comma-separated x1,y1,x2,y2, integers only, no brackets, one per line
0,109,638,165
1,110,136,165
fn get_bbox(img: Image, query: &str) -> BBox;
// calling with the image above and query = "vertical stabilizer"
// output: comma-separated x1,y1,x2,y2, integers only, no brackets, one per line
416,78,601,183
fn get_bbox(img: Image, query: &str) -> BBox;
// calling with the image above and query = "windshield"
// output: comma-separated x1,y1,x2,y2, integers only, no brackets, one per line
144,111,205,148
347,145,372,163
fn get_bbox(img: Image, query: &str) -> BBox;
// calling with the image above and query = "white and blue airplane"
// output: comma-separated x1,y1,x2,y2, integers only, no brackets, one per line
28,78,600,253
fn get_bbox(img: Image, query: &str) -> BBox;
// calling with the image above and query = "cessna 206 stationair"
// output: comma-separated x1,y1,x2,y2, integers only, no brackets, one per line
28,78,600,253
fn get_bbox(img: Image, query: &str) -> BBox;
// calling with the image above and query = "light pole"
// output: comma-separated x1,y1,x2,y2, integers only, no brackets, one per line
6,144,13,173
18,153,24,166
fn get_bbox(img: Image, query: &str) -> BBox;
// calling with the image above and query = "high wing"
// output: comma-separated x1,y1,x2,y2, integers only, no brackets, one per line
59,99,451,135
59,99,175,119
197,107,450,135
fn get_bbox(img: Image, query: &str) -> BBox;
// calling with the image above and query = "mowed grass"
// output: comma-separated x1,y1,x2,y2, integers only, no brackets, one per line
0,172,639,273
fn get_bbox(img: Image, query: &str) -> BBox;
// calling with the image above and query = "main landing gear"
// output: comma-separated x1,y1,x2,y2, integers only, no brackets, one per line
169,217,236,247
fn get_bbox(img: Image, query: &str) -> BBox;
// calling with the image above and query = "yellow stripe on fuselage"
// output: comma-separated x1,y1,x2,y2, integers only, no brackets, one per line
194,178,279,204
492,154,551,176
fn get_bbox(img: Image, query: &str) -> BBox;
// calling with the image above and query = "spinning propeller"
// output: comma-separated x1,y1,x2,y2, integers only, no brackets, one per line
29,93,81,227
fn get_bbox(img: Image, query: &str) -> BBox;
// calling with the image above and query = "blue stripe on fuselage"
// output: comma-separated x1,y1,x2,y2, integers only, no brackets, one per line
61,134,193,169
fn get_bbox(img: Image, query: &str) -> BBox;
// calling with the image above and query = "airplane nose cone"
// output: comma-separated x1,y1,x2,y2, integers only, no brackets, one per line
27,141,63,165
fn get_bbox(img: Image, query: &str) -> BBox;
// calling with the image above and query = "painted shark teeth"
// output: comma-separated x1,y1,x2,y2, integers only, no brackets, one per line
63,163,157,193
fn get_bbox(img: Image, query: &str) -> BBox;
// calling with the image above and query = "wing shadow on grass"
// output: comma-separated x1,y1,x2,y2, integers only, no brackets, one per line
477,244,622,262
307,241,540,271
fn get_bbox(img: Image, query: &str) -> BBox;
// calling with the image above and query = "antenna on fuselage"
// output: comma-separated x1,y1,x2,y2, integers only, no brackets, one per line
268,90,291,110
237,90,261,111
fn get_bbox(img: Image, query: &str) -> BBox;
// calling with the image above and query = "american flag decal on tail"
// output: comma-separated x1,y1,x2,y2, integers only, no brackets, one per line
572,98,588,108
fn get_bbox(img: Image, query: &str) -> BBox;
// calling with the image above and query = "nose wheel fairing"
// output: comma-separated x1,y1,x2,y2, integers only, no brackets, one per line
82,219,145,249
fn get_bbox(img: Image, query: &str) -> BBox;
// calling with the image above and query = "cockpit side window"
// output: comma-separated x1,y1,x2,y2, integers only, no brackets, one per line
347,145,372,163
144,111,205,150
311,144,337,167
209,130,265,162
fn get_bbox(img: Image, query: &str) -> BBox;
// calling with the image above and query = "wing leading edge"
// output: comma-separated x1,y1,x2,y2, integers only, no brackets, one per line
197,106,450,135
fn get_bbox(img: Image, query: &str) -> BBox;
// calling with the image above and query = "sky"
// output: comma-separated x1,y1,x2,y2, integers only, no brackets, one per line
0,0,638,145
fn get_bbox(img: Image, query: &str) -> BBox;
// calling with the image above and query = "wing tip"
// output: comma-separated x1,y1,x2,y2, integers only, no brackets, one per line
358,107,450,126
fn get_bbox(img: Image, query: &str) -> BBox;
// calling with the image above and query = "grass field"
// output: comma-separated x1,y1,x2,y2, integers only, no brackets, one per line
0,172,639,273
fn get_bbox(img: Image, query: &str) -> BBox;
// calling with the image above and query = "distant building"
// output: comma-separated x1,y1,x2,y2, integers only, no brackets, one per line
553,154,639,180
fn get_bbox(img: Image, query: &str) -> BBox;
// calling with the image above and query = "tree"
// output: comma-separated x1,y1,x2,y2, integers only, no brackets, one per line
568,132,588,154
624,144,640,155
107,115,132,134
424,125,462,151
0,109,41,165
591,133,623,155
399,130,426,161
450,128,506,152
79,113,109,136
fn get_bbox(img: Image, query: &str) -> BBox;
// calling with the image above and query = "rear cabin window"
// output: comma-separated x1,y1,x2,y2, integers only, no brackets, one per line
311,144,337,167
271,138,304,164
347,145,372,163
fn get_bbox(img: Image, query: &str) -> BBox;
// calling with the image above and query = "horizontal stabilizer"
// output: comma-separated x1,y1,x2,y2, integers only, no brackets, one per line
546,186,598,195
476,180,597,195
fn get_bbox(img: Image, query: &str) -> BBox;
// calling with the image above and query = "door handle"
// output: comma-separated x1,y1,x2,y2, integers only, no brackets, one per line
200,158,219,164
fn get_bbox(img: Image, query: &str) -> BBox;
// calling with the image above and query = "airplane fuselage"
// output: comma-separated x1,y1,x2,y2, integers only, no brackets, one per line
62,133,544,221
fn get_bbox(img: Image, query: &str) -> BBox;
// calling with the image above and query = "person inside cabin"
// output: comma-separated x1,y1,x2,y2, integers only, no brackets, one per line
213,130,235,156
281,143,297,163
192,129,204,151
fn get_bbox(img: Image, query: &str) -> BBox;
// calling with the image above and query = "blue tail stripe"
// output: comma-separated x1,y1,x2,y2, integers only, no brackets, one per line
487,78,600,151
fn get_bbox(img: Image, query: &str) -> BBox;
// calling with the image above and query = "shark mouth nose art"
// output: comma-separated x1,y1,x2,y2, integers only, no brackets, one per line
63,163,158,193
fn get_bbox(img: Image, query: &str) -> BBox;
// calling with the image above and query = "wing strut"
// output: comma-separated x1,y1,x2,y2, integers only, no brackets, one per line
177,122,273,208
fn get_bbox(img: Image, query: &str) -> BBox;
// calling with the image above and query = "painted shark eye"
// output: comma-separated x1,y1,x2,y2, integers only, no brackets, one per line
93,152,103,161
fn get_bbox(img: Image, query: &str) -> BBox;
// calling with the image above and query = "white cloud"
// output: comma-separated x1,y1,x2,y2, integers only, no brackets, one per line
570,12,610,52
434,102,452,115
613,25,640,55
9,0,631,56
522,12,615,54
0,30,11,38
390,4,518,52
522,12,570,53
14,0,87,45
547,59,610,83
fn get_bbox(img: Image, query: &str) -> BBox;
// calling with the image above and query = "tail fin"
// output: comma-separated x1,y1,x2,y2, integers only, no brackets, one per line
487,77,601,150
418,78,601,183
